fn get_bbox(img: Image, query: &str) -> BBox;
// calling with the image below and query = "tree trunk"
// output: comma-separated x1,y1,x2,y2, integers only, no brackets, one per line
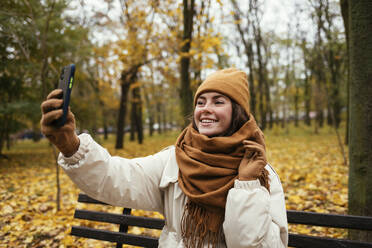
314,74,325,130
193,1,204,88
281,96,286,130
6,130,10,150
180,0,195,128
247,45,257,117
129,82,143,144
262,44,272,129
162,102,167,132
115,67,139,149
267,79,273,129
302,40,312,126
294,86,299,127
317,108,324,128
314,3,326,131
341,0,350,145
143,85,155,137
304,72,311,126
116,81,131,149
258,80,265,130
315,85,324,131
156,102,163,134
0,128,5,156
327,103,333,126
0,115,10,155
254,23,267,130
322,0,343,129
103,122,108,140
133,86,143,144
345,65,350,143
328,56,342,129
130,97,136,141
270,59,280,128
348,0,372,242
149,115,154,136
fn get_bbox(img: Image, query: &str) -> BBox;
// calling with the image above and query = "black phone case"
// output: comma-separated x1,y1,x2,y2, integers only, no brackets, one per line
53,64,75,127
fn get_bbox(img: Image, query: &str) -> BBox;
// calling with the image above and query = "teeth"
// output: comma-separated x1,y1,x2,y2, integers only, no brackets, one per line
201,119,216,123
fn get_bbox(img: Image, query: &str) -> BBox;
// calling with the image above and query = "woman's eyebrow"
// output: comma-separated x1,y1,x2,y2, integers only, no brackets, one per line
212,94,227,100
197,94,226,100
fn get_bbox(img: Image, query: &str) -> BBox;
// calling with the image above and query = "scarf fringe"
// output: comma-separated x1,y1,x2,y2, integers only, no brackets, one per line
180,169,270,248
181,201,223,248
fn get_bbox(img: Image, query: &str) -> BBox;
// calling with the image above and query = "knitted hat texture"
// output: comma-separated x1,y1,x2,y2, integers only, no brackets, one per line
194,68,250,115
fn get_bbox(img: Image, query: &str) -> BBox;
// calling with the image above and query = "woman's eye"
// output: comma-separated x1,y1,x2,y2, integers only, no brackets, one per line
215,101,224,104
196,100,204,105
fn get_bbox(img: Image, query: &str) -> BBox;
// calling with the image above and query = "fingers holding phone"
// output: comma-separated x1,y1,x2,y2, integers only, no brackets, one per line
54,64,75,127
41,88,75,130
40,65,79,157
41,89,63,124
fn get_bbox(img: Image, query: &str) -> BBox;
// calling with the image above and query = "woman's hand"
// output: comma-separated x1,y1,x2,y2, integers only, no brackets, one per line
40,89,79,157
238,140,267,181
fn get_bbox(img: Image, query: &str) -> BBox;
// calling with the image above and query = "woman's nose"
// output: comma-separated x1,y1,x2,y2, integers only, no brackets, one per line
200,102,213,112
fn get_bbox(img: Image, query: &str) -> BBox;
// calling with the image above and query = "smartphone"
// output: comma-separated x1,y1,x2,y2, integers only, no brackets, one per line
53,64,75,127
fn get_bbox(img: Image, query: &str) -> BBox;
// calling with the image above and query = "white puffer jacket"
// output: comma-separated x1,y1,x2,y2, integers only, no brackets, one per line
59,133,288,248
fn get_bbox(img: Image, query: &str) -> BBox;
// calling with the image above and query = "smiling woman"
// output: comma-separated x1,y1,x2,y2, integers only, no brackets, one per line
40,68,288,248
194,92,233,137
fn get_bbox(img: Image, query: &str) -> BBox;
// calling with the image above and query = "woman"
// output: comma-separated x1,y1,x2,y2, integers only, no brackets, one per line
41,68,288,248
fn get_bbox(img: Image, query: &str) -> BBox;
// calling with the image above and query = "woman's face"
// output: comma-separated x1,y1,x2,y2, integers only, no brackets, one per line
194,92,233,137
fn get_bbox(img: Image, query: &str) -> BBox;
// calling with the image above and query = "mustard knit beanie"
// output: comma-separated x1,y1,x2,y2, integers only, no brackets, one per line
194,68,250,115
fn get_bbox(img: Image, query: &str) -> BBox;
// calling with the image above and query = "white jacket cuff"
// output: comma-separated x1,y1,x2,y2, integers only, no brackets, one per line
234,178,262,189
58,133,91,169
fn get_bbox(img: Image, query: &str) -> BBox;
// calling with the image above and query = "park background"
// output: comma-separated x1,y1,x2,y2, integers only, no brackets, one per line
1,0,371,247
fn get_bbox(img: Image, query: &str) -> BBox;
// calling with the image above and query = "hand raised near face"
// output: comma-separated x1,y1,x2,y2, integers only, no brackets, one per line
238,139,267,181
40,89,79,157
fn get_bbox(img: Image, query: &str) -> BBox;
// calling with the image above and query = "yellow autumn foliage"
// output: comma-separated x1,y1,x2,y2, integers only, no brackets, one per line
0,125,348,247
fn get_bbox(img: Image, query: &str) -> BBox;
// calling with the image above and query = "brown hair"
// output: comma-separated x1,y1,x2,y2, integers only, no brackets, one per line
191,98,249,137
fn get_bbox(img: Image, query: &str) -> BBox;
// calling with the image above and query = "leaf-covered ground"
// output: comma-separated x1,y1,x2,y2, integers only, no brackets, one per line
0,125,348,247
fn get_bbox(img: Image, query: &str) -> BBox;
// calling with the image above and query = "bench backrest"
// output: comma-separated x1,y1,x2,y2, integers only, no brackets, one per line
71,194,372,248
71,194,164,248
287,210,372,248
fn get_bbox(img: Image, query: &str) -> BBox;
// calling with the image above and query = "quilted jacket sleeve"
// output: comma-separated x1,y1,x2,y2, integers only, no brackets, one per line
223,165,288,248
58,133,170,214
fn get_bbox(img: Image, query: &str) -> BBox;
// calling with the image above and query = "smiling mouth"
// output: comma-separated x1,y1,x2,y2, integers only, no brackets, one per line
200,119,218,123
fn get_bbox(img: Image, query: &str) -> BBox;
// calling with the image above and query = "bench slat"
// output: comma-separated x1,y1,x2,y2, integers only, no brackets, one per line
76,194,372,231
289,233,372,248
287,210,372,231
74,209,165,230
74,194,372,247
71,226,158,248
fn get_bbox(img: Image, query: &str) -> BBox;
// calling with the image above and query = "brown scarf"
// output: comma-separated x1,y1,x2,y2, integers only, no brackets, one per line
176,114,269,248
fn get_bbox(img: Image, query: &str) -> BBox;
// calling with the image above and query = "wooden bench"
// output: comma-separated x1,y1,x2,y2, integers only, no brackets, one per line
71,193,372,248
